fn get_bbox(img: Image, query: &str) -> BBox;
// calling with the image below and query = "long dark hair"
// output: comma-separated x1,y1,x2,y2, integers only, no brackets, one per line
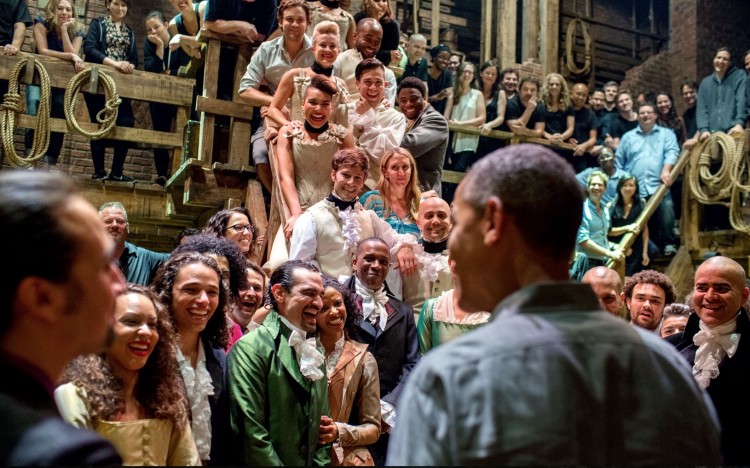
613,173,642,216
321,274,362,341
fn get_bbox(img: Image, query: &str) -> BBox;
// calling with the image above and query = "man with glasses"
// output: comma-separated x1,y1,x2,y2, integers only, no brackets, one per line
98,202,169,286
426,44,453,115
615,102,680,256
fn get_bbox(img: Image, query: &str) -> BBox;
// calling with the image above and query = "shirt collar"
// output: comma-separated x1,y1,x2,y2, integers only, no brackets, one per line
279,315,306,336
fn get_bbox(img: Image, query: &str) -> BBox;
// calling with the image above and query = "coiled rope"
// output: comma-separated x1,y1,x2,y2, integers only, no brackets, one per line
64,68,120,140
0,57,51,167
687,131,750,233
565,18,592,76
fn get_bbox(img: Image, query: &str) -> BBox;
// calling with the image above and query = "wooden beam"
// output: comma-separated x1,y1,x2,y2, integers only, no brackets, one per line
245,179,268,264
196,96,254,120
522,0,539,61
498,0,517,69
183,166,247,207
539,0,560,75
418,9,467,28
431,0,441,46
481,0,493,62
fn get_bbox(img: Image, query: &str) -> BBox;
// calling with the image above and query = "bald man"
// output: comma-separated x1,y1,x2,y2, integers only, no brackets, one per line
581,266,625,318
669,256,750,465
402,196,453,320
569,83,598,169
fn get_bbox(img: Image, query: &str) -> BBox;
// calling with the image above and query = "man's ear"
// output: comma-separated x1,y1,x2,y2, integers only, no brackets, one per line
13,277,67,325
331,169,337,184
271,284,286,305
483,196,504,246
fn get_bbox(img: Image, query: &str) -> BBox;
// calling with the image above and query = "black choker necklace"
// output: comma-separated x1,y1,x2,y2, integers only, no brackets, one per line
311,61,333,76
304,120,329,134
319,0,340,8
423,238,448,254
326,192,356,211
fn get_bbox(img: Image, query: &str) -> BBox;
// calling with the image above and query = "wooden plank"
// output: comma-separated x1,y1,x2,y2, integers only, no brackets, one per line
539,0,560,75
184,166,247,207
431,0,440,46
16,114,183,147
196,96,254,120
229,120,251,166
481,0,493,62
172,106,190,172
245,179,268,264
522,0,539,60
0,53,194,106
419,8,468,29
498,0,517,68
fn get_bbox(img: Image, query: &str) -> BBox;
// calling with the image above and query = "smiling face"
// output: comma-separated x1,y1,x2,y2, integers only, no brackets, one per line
145,17,167,41
106,292,159,375
354,22,383,59
56,0,74,25
432,50,450,71
480,65,498,90
397,87,425,120
224,212,253,254
316,287,347,340
100,206,128,251
448,54,461,72
231,268,265,327
637,104,656,131
589,90,604,110
303,87,333,129
693,259,749,328
681,84,697,107
713,49,731,76
617,93,633,113
570,84,588,109
406,37,426,61
458,63,475,85
171,263,221,336
587,175,605,202
547,75,562,96
383,152,412,189
331,164,366,201
353,240,391,290
519,81,537,105
108,0,128,21
656,94,672,116
313,33,339,67
418,196,452,243
281,5,308,43
619,178,637,201
626,283,667,331
356,67,386,106
604,85,618,104
501,71,518,95
274,268,324,333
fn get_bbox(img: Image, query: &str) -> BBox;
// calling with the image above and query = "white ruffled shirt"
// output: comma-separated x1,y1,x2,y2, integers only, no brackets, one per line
279,316,326,381
692,314,741,389
354,276,389,330
176,341,214,461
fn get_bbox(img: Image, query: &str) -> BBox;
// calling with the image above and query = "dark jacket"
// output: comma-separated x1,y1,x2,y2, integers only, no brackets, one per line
0,355,121,465
84,17,138,66
344,275,419,407
668,311,750,465
143,37,180,76
400,104,448,196
203,336,231,466
696,65,747,133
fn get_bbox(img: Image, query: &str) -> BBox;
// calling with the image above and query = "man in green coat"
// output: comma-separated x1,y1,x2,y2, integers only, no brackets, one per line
228,260,334,465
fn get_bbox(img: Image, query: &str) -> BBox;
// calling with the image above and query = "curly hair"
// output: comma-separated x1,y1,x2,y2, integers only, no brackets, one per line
541,73,570,112
376,147,421,221
321,274,362,341
152,252,231,349
622,270,677,304
44,0,84,41
172,234,249,301
203,206,258,247
306,73,339,98
60,284,189,428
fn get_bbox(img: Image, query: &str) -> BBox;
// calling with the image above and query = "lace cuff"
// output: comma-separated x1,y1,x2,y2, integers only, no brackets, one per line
380,400,396,433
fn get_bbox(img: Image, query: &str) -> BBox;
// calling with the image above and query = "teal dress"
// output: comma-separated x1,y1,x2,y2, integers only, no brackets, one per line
360,190,421,239
417,290,490,355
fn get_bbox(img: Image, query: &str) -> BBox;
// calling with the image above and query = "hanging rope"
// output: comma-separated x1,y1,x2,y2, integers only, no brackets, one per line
0,57,51,167
565,18,592,76
64,67,120,140
687,131,750,234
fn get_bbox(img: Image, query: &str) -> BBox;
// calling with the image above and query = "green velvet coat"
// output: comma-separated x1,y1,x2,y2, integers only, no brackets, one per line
228,310,331,466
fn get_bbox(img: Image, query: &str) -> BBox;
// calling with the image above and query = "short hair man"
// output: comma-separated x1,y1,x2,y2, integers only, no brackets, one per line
0,171,124,465
622,269,677,332
400,33,428,82
501,77,546,138
581,266,626,318
99,202,169,286
425,44,453,115
616,102,680,255
602,89,638,152
343,237,419,465
680,79,700,149
499,67,518,99
335,18,397,103
387,144,721,465
447,52,462,76
696,47,747,142
349,58,406,187
568,83,599,169
228,260,332,465
397,77,449,195
402,196,453,320
289,148,417,280
602,80,619,114
668,256,750,464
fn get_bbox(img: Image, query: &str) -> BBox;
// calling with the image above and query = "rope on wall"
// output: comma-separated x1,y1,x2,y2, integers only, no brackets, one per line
565,18,592,76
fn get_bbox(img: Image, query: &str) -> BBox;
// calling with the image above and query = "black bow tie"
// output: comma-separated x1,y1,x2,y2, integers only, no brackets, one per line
326,193,356,211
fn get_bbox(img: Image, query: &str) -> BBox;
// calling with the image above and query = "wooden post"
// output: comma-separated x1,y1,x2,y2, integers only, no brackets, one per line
522,0,539,61
413,0,419,35
431,0,440,46
538,0,559,75
498,0,517,69
481,0,494,62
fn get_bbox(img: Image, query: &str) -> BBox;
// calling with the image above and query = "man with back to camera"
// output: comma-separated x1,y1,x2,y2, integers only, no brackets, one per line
0,171,125,465
386,144,721,465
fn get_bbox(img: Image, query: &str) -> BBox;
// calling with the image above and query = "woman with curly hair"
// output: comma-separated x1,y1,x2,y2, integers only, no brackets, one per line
541,72,574,145
203,207,260,264
360,147,422,238
55,284,200,465
152,252,232,465
317,274,380,466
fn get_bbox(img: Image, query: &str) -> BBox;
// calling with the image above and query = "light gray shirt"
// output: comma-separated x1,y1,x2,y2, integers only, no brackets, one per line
387,282,721,465
238,34,314,94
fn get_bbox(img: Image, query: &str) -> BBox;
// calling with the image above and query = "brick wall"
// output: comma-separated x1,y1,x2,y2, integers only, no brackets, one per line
620,51,673,102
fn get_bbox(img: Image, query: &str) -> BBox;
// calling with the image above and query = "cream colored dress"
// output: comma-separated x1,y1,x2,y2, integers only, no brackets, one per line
54,383,201,466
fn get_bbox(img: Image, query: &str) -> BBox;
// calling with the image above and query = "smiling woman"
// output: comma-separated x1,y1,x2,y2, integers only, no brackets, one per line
55,284,200,465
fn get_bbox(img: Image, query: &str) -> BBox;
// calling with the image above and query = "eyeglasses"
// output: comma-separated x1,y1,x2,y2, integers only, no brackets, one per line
226,224,253,233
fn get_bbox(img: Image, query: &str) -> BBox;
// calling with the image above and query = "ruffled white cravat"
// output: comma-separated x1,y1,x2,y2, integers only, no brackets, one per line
338,205,361,251
692,314,741,389
176,342,214,461
280,316,325,381
355,277,389,330
416,250,450,283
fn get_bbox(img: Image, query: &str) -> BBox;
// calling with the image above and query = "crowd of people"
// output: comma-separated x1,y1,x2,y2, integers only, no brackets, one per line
2,0,750,465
